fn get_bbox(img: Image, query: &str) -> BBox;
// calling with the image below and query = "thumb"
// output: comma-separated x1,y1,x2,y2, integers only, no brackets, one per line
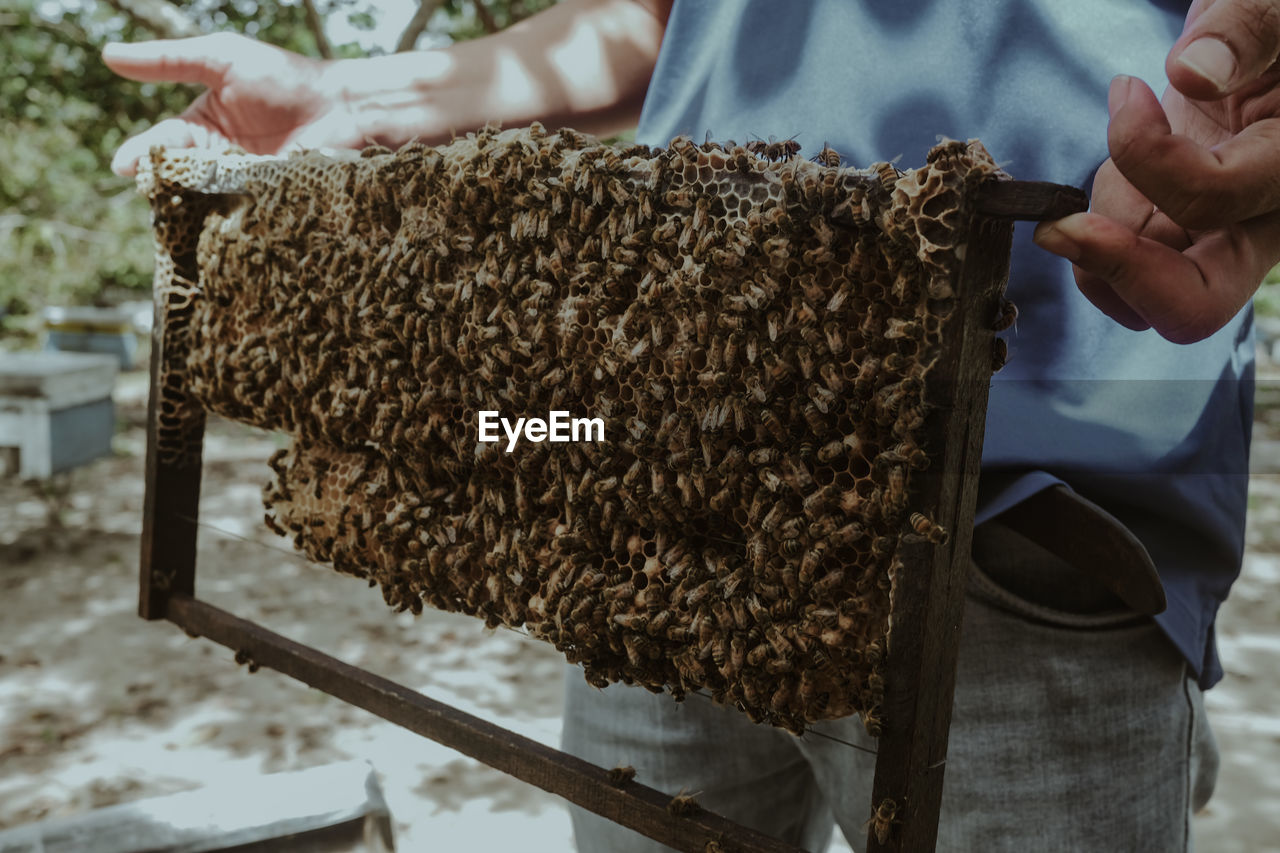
102,34,242,88
1167,0,1280,98
110,115,230,176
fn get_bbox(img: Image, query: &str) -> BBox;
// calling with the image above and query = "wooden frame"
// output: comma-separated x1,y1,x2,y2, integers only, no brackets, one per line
138,179,1083,853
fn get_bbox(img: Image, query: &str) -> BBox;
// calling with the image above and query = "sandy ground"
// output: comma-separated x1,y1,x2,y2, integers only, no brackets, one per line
1,367,1277,853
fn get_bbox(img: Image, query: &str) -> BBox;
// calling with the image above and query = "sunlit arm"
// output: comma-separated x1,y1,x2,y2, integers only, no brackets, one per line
326,0,671,146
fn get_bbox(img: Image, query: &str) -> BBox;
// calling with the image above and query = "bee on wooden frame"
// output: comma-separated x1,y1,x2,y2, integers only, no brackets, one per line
866,798,899,845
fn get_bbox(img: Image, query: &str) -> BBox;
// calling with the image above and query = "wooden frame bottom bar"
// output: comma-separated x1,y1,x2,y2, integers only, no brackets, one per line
163,595,804,853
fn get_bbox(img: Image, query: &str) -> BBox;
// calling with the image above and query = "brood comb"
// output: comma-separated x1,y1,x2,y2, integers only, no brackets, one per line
140,126,1008,733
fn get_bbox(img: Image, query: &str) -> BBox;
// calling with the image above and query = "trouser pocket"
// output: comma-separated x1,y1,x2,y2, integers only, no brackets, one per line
969,517,1148,629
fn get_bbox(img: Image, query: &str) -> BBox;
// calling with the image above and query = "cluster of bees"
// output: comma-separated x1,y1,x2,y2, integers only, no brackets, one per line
142,125,1006,733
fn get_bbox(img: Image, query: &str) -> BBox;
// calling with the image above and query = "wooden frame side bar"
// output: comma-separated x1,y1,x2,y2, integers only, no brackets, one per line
139,302,205,620
865,213,1017,852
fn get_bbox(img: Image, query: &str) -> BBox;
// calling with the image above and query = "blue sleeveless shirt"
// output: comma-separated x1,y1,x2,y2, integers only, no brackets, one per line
637,0,1252,688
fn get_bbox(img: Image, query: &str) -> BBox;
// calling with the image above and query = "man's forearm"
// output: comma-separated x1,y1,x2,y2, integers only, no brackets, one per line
323,0,671,146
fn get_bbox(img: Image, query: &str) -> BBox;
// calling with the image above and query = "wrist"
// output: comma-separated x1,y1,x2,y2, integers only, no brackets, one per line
315,52,464,147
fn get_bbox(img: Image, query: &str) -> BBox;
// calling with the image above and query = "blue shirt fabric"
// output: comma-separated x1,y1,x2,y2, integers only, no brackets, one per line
636,0,1253,689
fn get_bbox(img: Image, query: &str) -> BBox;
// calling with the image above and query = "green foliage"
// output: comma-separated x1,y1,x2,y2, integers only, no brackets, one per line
1,2,178,317
439,0,558,40
1,119,154,316
1255,264,1280,319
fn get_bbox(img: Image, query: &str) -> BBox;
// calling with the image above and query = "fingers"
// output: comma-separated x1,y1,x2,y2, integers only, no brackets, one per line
1167,0,1280,98
1033,217,1151,331
1088,158,1154,234
102,33,243,88
1035,211,1280,344
110,114,228,176
1107,74,1280,228
1090,158,1192,251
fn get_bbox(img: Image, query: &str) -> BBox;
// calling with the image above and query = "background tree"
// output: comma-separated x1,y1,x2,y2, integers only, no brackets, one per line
0,0,554,327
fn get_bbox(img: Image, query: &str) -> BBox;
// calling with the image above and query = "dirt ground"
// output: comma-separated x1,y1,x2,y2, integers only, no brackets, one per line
1,366,1277,852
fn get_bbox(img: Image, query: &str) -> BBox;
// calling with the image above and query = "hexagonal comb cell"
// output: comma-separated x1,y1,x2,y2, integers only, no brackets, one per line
140,127,1005,733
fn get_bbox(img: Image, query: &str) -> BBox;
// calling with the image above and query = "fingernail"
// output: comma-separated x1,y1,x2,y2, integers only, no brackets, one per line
1176,37,1236,93
1107,75,1133,119
1033,223,1081,262
110,146,137,177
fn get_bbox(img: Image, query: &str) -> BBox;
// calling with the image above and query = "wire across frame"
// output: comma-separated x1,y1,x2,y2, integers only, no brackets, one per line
138,178,1083,853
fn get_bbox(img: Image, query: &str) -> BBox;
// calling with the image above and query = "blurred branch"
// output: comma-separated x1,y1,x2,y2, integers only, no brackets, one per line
470,0,499,33
0,214,115,244
396,0,447,52
99,0,201,39
2,15,76,42
300,0,333,58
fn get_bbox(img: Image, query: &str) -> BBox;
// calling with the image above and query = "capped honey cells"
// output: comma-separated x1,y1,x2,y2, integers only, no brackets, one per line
139,125,1008,733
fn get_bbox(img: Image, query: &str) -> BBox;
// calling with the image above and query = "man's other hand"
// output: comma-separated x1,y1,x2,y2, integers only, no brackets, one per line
1034,0,1280,344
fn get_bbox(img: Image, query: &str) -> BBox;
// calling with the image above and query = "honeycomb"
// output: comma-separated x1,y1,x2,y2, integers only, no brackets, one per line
140,126,1007,733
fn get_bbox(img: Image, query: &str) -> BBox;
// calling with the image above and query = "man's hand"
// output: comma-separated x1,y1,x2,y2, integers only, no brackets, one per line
103,33,357,176
1033,0,1280,344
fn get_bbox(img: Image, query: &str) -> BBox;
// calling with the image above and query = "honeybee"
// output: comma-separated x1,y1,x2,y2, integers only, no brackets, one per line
612,612,649,632
801,485,837,518
605,765,637,787
884,317,923,340
826,522,865,550
798,542,829,583
779,539,805,559
793,666,821,705
871,536,897,561
880,351,908,374
760,411,788,442
992,336,1009,372
760,503,787,534
866,799,899,845
685,580,715,608
775,517,805,540
874,160,900,187
794,345,815,380
816,438,848,465
746,135,801,161
883,440,929,470
884,464,907,512
801,402,825,432
648,609,672,636
622,634,647,667
748,447,783,465
804,144,840,168
745,641,772,667
909,511,948,544
263,512,287,537
865,671,886,695
709,601,735,633
810,566,847,597
233,649,261,673
667,792,703,817
992,298,1018,332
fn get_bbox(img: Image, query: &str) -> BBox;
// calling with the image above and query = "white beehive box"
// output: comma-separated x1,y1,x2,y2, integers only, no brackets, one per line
0,351,118,479
43,304,148,370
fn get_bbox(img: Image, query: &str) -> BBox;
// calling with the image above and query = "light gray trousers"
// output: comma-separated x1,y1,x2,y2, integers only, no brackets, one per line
561,521,1219,852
